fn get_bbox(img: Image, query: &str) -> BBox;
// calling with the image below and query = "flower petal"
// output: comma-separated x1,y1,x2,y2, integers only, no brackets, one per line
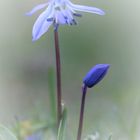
33,20,52,41
32,5,53,41
69,4,105,15
26,3,48,16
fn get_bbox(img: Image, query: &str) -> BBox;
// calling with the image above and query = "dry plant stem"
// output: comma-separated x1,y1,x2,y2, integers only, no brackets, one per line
77,85,87,140
54,30,62,127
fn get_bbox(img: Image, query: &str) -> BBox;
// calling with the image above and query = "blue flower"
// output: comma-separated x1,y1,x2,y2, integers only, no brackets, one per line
25,133,42,140
83,64,110,88
27,0,105,41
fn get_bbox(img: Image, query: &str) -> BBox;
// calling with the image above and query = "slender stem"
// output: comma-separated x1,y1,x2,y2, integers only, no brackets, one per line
54,30,62,127
77,85,87,140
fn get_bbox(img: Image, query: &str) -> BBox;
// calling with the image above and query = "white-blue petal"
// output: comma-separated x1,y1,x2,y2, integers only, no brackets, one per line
69,4,105,15
26,3,48,16
32,5,53,41
33,20,52,41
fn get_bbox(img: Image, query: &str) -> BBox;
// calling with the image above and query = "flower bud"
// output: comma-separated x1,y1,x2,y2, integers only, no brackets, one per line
83,64,110,88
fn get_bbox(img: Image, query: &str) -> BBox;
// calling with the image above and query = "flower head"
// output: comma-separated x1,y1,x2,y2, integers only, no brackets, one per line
83,64,110,88
27,0,105,41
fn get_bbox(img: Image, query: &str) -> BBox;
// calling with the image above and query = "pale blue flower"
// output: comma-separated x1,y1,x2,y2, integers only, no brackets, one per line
27,0,105,41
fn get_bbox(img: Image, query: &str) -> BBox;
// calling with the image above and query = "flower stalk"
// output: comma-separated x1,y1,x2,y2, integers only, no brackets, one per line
77,64,110,140
54,29,62,127
77,84,87,140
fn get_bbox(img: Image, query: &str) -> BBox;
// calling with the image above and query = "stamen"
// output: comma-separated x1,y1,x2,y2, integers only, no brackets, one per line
65,19,68,24
64,16,68,19
73,13,82,17
72,19,77,25
64,16,68,24
54,23,59,31
47,17,54,22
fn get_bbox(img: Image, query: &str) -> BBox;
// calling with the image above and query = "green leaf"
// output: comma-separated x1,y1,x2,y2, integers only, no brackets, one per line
57,107,67,140
0,125,17,140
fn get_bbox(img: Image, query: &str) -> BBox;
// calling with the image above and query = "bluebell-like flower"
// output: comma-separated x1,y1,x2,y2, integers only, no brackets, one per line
27,0,105,41
83,64,110,88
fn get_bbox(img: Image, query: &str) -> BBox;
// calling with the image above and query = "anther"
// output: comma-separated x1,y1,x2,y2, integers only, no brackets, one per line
73,13,82,17
72,19,77,25
47,17,54,22
54,23,59,31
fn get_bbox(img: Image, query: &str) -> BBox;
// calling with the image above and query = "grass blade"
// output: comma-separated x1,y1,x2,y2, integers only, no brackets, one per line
0,125,17,140
57,107,67,140
47,67,56,121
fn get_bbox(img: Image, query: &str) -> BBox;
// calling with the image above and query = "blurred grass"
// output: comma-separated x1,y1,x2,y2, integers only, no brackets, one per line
0,0,140,139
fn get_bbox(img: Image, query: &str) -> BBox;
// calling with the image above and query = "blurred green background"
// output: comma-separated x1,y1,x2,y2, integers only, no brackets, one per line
0,0,140,139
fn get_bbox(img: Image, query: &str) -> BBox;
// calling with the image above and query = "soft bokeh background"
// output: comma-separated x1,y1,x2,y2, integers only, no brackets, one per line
0,0,140,139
